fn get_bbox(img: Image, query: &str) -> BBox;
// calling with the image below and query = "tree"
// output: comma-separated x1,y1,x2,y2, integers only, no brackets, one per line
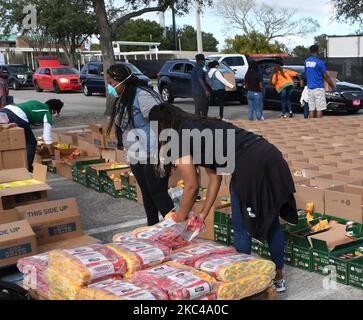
291,45,310,58
332,0,363,25
161,25,218,51
223,32,287,54
0,0,96,66
217,0,320,41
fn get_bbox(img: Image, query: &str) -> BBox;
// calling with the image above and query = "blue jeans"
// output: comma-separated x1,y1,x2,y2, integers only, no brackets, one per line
231,188,285,270
303,101,309,119
247,91,263,121
280,85,293,114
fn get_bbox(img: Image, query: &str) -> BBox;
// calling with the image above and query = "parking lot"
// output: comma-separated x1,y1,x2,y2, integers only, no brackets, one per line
8,89,363,300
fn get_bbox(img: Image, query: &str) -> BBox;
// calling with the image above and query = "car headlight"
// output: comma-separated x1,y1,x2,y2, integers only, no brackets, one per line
59,78,69,84
17,75,26,79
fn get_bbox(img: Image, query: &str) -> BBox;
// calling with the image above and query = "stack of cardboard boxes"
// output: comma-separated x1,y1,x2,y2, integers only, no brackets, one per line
0,127,27,170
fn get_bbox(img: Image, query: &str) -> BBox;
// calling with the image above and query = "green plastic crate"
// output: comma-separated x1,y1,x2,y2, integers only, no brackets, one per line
71,159,106,187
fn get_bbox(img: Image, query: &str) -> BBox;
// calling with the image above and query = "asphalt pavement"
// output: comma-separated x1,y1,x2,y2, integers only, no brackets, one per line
9,88,363,300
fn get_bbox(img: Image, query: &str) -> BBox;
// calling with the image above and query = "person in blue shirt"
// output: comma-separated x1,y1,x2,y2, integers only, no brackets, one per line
304,45,335,118
191,54,211,117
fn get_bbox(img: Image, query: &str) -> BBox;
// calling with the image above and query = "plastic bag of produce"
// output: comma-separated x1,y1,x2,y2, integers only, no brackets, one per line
193,253,276,282
48,244,127,286
106,239,170,278
45,268,82,300
79,279,169,300
216,274,273,300
168,243,237,266
132,262,218,300
130,213,206,250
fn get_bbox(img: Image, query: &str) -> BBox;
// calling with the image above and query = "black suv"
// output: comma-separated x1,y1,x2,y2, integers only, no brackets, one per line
80,61,153,96
157,59,245,104
0,64,34,90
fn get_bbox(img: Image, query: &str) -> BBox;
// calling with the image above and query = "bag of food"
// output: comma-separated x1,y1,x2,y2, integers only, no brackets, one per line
216,274,273,300
132,262,218,300
45,268,82,300
193,253,276,282
106,239,170,278
168,242,237,266
79,279,169,300
129,213,206,250
17,253,49,297
48,244,127,286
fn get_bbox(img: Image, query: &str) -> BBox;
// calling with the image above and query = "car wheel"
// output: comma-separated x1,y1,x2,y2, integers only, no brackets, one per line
83,83,92,96
161,86,174,103
11,80,19,90
34,81,43,92
53,81,61,94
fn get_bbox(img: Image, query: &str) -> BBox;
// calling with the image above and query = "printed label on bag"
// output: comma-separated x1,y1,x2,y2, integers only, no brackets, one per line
199,254,255,273
187,282,211,299
169,271,203,287
126,291,157,300
74,251,115,280
122,241,154,252
147,265,178,275
137,228,161,239
137,248,165,265
186,244,223,255
158,219,177,228
170,252,194,260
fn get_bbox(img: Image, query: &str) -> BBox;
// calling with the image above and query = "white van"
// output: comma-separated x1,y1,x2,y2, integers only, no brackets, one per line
207,54,249,80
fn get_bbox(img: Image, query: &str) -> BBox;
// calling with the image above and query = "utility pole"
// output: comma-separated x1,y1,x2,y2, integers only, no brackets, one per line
195,0,203,53
159,12,166,38
172,5,178,51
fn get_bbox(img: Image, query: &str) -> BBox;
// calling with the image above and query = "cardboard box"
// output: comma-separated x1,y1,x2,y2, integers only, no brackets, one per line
38,235,99,254
0,220,37,267
0,127,26,151
325,185,363,223
324,71,338,92
0,209,19,225
54,146,77,161
0,164,51,210
89,124,106,148
319,174,361,184
16,198,82,245
224,72,236,92
291,169,324,183
116,149,127,163
0,149,27,170
52,160,72,180
289,162,318,171
101,149,117,162
339,167,363,179
338,159,363,170
309,223,354,274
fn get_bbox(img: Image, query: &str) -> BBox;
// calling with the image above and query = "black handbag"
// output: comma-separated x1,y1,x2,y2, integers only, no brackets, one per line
0,280,32,300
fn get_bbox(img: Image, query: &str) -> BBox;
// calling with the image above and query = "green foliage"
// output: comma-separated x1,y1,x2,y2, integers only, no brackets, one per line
223,32,286,54
332,0,363,24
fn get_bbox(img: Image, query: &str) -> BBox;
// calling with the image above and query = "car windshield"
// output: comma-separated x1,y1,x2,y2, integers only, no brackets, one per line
208,56,222,61
8,65,32,73
126,64,143,75
205,59,233,73
52,68,79,75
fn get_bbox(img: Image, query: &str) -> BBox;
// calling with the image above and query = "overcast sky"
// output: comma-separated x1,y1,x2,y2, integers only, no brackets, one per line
141,0,359,51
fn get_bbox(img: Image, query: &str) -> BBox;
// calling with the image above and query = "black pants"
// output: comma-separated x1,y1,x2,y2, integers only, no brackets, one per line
193,93,209,117
3,109,36,172
131,163,174,226
215,89,226,119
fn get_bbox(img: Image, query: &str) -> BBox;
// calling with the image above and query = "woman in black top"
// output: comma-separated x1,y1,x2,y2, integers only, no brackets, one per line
244,61,264,121
149,103,298,292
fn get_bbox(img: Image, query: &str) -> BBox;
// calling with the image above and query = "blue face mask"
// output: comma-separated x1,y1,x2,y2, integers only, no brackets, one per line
107,73,133,98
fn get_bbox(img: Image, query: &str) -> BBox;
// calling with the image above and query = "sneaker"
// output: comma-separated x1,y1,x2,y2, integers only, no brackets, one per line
279,114,287,119
289,112,293,118
273,279,286,293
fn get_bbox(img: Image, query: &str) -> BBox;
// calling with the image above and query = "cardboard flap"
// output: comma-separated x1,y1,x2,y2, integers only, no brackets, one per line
0,220,35,242
0,183,51,197
309,223,354,252
33,164,48,182
0,168,30,183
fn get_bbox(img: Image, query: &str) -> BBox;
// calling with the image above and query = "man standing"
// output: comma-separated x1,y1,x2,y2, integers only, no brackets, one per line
191,54,211,117
304,45,335,118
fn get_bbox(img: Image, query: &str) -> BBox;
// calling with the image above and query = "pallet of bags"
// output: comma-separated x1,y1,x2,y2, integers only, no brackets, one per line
79,279,169,300
193,253,276,300
132,262,218,300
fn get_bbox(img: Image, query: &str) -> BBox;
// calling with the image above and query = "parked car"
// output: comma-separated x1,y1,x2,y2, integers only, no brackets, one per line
157,59,245,104
254,59,363,114
80,61,153,96
207,54,249,80
0,64,34,90
33,66,81,93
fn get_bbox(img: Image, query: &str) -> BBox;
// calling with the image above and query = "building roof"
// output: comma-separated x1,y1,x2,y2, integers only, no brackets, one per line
0,34,17,42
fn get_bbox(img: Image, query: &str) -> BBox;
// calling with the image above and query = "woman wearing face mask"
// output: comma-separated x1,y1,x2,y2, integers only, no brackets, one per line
106,64,174,226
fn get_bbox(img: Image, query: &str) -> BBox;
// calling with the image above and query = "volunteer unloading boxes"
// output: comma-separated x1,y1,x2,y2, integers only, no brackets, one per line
2,99,64,172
